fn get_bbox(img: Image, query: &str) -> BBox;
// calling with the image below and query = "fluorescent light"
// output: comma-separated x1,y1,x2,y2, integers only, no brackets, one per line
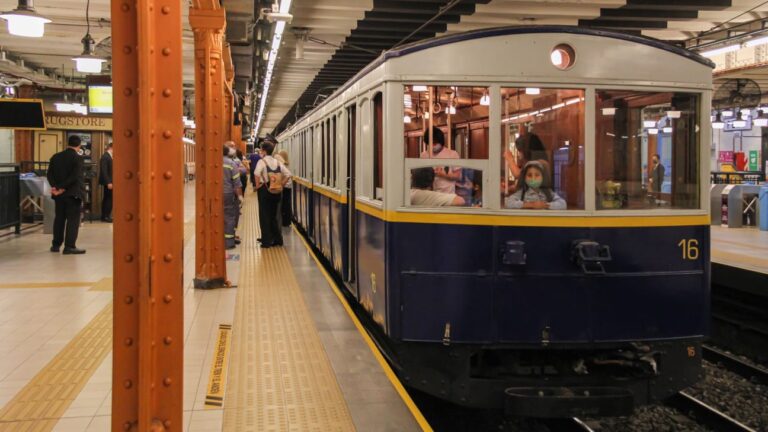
539,107,551,113
666,110,681,118
721,109,734,117
254,0,293,136
740,108,752,117
733,119,747,128
602,107,616,116
746,35,768,47
412,85,427,92
525,87,540,95
551,103,564,109
423,111,429,120
404,93,412,108
643,120,657,128
446,105,456,115
647,128,659,135
663,126,672,133
700,44,740,58
479,93,490,106
565,97,581,105
403,115,411,124
754,118,768,126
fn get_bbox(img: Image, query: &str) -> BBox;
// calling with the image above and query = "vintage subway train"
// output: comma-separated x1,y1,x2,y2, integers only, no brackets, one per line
277,26,712,417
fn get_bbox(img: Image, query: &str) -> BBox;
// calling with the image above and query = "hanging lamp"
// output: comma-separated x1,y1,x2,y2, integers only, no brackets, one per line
0,0,50,38
72,0,105,74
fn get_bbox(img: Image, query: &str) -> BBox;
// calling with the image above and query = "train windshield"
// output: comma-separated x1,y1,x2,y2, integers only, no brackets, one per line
501,88,586,210
595,90,700,210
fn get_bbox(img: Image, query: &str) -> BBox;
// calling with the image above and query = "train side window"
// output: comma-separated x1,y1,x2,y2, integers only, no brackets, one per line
332,115,337,188
595,90,700,210
321,121,327,185
326,118,332,187
403,85,489,160
408,166,483,207
373,92,384,200
500,87,585,210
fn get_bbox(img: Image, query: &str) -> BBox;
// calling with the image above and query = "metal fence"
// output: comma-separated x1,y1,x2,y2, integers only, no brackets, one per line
0,164,21,234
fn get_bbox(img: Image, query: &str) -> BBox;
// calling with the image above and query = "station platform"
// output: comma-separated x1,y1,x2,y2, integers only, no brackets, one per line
0,186,424,431
711,225,768,275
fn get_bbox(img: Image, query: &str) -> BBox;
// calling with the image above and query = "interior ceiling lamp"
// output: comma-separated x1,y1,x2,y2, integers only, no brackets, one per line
602,107,616,116
745,35,768,47
643,120,657,128
72,0,105,74
403,114,411,124
733,111,747,128
662,120,673,134
700,44,740,58
721,109,734,117
647,128,659,135
447,104,456,115
666,110,681,118
255,0,292,137
712,112,725,129
413,85,427,92
525,87,540,95
480,91,490,106
0,0,50,38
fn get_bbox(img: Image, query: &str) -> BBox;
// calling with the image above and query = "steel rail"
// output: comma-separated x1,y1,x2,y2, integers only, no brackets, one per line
703,345,768,386
666,392,756,432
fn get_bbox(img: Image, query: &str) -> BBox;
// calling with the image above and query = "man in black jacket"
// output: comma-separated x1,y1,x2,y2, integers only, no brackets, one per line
99,143,113,222
47,135,86,254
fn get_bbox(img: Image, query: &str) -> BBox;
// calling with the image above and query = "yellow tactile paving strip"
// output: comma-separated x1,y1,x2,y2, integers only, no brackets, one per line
222,195,356,432
0,282,95,289
0,303,112,432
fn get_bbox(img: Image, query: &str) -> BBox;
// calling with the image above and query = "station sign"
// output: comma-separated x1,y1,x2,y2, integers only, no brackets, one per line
45,114,113,131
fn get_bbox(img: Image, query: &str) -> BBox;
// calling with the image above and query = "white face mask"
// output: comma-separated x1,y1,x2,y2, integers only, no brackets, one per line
228,148,236,157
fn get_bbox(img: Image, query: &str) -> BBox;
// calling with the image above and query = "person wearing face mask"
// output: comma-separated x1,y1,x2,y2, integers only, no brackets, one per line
98,142,113,222
649,153,665,193
504,160,566,210
419,127,461,194
223,144,243,249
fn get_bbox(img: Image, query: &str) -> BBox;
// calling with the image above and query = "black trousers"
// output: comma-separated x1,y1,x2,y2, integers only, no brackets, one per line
101,187,113,220
53,197,81,249
257,187,283,246
281,187,292,226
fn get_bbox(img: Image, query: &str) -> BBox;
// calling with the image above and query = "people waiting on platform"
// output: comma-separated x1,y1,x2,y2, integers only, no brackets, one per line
98,142,113,223
236,149,249,192
223,145,243,250
410,166,465,207
254,141,291,248
504,160,566,210
275,149,293,227
47,135,86,254
249,149,262,192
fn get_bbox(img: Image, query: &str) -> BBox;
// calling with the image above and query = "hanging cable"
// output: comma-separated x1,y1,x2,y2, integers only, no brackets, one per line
689,0,768,40
307,36,378,55
392,0,462,49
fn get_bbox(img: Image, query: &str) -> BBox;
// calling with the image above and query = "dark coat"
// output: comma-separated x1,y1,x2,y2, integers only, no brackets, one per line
99,151,113,186
47,148,85,200
651,162,666,193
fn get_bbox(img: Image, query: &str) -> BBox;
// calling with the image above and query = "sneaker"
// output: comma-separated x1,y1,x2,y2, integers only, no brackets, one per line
62,248,86,255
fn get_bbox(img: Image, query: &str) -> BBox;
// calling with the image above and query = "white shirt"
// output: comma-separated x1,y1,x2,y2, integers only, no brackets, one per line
419,147,460,194
410,189,460,207
254,155,292,185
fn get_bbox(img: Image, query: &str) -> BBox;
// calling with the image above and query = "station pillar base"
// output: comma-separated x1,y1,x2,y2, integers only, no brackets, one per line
193,277,227,290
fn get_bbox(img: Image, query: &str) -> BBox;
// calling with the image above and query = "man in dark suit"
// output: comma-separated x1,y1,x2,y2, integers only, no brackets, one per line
47,135,86,254
99,143,113,222
649,153,666,193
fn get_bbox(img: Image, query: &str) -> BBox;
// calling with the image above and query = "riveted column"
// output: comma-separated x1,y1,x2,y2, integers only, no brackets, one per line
111,0,184,430
223,42,235,144
190,2,227,288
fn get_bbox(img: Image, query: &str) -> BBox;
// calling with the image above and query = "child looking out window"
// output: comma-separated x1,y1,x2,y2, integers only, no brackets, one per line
504,160,566,210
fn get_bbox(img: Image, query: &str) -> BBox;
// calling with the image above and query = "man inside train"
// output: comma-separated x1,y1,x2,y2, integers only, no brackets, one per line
419,127,461,194
410,166,465,207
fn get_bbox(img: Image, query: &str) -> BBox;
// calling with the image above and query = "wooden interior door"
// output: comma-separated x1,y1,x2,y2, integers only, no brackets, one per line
36,132,62,162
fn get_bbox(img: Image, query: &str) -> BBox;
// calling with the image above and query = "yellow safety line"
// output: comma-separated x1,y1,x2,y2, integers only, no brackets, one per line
88,277,113,292
0,302,113,431
292,225,434,432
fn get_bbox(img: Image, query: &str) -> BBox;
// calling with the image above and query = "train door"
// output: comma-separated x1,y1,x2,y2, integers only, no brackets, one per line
345,104,358,295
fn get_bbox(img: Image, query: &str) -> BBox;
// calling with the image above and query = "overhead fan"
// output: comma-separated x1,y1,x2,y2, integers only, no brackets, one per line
712,78,762,110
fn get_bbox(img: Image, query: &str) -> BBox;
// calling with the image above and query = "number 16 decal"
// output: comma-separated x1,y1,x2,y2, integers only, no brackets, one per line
677,239,700,260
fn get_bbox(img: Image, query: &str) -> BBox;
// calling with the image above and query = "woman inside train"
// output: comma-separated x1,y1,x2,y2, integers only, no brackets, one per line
410,167,465,207
504,160,566,210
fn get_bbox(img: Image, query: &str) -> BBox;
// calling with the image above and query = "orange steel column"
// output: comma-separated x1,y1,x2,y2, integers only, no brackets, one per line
190,1,227,288
111,0,184,430
223,43,235,144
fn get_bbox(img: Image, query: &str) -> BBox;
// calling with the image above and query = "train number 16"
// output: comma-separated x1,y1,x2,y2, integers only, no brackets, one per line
677,239,700,260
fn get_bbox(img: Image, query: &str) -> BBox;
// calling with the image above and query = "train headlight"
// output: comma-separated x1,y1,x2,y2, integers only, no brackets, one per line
550,44,576,70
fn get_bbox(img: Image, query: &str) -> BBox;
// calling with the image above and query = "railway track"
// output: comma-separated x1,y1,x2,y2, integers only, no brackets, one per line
539,417,595,431
665,391,756,432
703,345,768,386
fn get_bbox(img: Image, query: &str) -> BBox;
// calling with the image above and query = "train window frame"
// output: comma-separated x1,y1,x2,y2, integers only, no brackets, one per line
403,159,488,209
373,91,384,201
593,87,703,213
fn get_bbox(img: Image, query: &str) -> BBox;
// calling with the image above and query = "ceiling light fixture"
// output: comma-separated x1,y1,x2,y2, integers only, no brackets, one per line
447,104,456,115
254,0,292,137
525,87,540,95
602,107,616,116
666,110,681,119
403,115,411,124
721,109,734,117
712,112,725,129
643,120,657,128
480,91,490,106
733,111,747,128
745,35,768,47
647,128,659,135
412,85,427,92
72,0,105,74
0,0,50,38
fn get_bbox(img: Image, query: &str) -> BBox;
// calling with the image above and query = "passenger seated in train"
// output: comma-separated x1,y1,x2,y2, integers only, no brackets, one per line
410,167,465,207
504,160,566,210
419,127,461,194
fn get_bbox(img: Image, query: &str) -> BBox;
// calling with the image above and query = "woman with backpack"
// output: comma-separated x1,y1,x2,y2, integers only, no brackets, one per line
254,141,291,248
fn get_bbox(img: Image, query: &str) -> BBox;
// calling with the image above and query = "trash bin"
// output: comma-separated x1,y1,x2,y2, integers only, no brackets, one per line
760,185,768,231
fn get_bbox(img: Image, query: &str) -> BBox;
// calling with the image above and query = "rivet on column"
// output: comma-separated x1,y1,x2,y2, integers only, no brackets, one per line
124,380,132,389
162,48,171,56
163,254,173,262
163,212,173,221
123,421,132,431
124,171,133,179
123,46,132,54
125,337,133,346
163,377,172,387
164,336,172,345
124,88,133,96
124,130,133,138
163,294,172,303
163,420,172,429
161,5,170,14
163,171,173,179
162,89,171,97
163,130,172,139
124,254,134,262
125,213,133,221
120,3,129,12
125,296,133,304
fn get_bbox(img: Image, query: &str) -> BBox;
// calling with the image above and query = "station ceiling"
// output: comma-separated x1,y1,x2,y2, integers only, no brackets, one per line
264,0,768,135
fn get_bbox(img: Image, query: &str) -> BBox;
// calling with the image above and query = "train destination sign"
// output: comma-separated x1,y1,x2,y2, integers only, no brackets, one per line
45,114,113,131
